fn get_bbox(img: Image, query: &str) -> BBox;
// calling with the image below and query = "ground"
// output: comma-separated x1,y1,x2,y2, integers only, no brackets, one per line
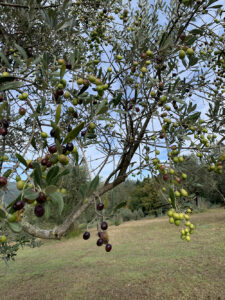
1,208,225,300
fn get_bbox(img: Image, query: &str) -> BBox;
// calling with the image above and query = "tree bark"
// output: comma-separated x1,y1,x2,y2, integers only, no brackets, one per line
22,174,127,239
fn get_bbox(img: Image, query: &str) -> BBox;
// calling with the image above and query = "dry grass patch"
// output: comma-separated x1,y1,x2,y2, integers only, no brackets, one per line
0,208,225,300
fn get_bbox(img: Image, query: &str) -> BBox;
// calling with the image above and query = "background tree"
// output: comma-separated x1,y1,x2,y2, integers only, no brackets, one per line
0,0,225,260
128,177,168,215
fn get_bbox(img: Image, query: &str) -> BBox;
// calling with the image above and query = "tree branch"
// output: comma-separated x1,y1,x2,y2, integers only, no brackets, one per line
0,2,59,9
22,174,127,239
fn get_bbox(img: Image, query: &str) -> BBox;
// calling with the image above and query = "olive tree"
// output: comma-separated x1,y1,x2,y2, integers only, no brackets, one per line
0,0,225,260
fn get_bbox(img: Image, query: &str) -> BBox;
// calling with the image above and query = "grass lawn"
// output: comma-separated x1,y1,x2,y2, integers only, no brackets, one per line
0,208,225,300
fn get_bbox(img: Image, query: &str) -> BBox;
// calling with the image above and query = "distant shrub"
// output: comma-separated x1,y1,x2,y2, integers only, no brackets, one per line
118,208,145,222
133,208,145,220
65,222,86,239
119,208,135,221
114,219,122,226
66,228,82,239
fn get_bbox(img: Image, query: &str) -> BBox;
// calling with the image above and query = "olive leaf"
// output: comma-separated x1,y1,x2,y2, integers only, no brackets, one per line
8,222,22,233
63,122,84,143
23,188,39,200
16,153,27,167
169,187,175,209
55,104,61,124
0,208,6,218
87,175,99,196
46,166,60,185
49,192,64,215
45,185,58,195
32,162,44,188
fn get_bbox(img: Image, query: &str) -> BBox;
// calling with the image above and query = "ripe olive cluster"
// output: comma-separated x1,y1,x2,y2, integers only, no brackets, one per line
0,117,9,137
0,140,77,221
83,202,112,252
13,182,48,218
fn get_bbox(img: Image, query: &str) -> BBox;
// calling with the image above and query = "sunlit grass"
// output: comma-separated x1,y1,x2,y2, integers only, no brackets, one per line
1,208,225,300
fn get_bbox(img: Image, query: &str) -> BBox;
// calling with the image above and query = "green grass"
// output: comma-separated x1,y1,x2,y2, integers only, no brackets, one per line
1,208,225,300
